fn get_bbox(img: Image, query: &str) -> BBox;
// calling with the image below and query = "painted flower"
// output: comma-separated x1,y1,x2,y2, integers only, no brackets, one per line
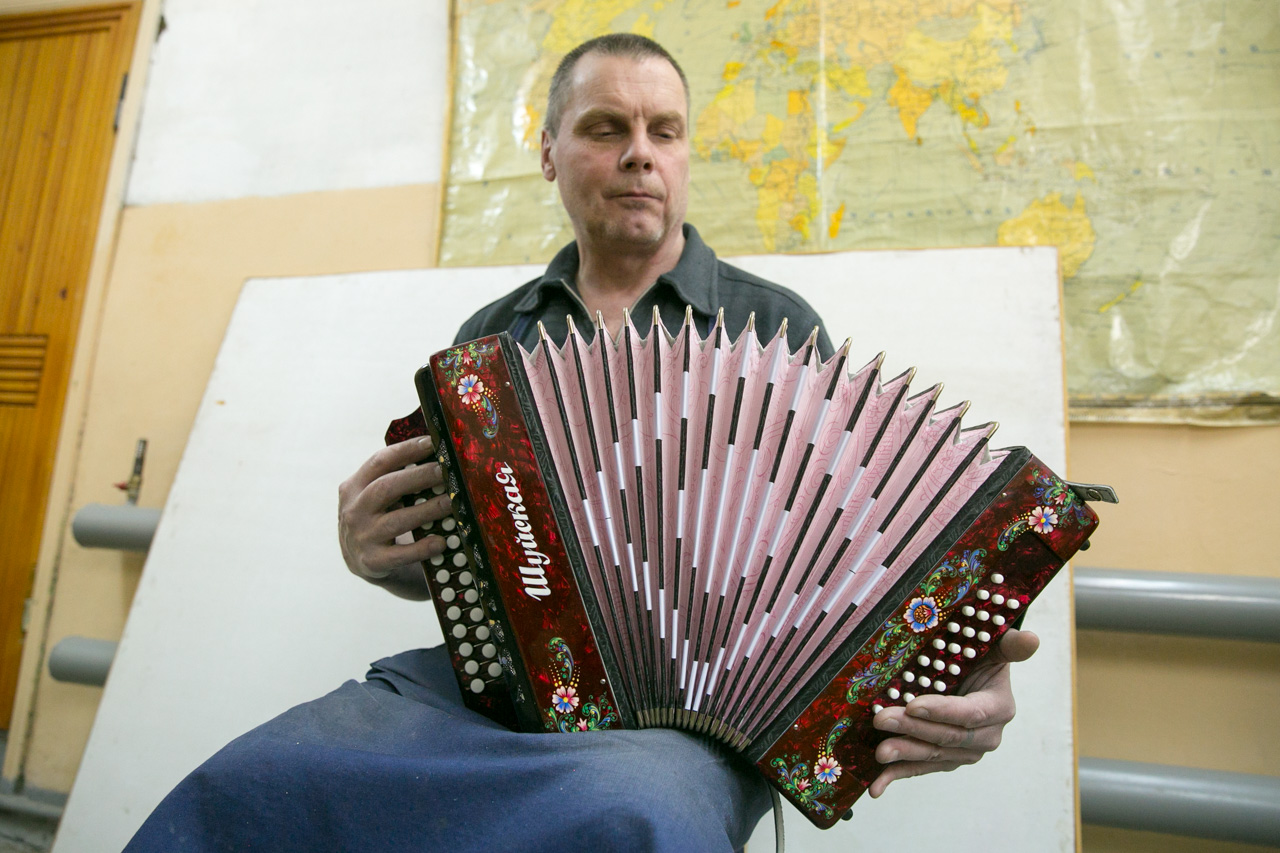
577,719,590,731
457,374,485,406
1030,505,1058,534
814,756,842,784
795,777,810,792
905,596,940,633
461,349,474,365
553,685,579,714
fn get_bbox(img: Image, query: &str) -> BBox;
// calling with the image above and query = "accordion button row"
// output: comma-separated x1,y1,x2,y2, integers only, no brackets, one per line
877,580,1029,713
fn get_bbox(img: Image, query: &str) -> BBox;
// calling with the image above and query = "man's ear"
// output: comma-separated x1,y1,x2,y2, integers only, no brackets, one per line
540,128,556,182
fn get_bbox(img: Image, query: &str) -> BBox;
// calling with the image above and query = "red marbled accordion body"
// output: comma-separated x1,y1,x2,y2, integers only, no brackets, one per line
388,328,1101,828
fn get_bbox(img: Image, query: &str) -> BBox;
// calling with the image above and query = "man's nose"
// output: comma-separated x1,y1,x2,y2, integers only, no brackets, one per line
620,131,655,171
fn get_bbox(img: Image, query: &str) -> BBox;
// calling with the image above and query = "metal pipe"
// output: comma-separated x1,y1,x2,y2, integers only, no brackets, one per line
47,636,116,686
71,503,160,552
1074,567,1280,642
1080,758,1280,847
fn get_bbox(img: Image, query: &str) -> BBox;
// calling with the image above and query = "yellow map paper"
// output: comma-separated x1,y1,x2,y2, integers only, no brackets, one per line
440,0,1280,422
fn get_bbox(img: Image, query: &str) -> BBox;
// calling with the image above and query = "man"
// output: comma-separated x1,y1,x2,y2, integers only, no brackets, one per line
129,34,1037,852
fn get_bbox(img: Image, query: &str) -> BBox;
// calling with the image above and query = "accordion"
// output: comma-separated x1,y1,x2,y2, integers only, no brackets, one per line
386,309,1108,828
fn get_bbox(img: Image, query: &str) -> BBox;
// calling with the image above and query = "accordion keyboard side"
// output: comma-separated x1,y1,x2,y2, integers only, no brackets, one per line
417,334,632,734
751,453,1099,828
384,407,522,730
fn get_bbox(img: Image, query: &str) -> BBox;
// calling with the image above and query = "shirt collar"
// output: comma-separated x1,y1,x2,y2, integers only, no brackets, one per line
512,224,719,318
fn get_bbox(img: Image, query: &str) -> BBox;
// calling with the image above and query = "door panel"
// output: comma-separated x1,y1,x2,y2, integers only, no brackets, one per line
0,3,140,728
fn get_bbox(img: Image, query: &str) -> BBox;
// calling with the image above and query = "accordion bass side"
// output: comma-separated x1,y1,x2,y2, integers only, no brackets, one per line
387,312,1109,828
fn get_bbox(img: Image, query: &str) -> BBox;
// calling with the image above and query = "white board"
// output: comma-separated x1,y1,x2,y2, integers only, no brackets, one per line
58,247,1072,852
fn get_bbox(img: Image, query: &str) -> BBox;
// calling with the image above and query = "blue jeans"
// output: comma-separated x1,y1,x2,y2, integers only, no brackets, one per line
125,646,771,852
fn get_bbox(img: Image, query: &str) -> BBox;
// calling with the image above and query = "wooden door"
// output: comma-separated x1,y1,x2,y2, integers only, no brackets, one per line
0,3,140,728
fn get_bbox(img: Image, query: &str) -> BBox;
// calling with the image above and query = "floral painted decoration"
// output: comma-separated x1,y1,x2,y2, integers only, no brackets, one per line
904,596,940,633
844,549,982,701
544,637,617,733
438,342,501,438
768,717,849,819
997,467,1095,550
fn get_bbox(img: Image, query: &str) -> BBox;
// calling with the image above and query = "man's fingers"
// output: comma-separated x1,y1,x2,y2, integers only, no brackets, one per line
874,709,1004,750
367,495,452,544
343,437,437,495
990,628,1039,665
361,533,446,578
875,735,988,766
868,760,966,799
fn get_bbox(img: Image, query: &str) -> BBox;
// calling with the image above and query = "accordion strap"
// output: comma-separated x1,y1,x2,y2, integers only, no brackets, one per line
769,785,785,853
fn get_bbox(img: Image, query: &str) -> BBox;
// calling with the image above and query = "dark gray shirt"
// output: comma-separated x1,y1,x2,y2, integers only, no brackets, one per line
454,224,833,358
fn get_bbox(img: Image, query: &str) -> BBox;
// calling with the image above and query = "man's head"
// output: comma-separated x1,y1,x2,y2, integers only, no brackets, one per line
544,34,689,139
541,35,691,260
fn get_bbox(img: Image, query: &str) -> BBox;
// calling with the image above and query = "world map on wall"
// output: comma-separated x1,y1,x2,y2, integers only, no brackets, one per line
439,0,1280,422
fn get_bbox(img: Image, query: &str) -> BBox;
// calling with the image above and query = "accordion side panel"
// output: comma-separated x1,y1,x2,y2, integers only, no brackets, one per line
752,454,1099,828
421,335,630,734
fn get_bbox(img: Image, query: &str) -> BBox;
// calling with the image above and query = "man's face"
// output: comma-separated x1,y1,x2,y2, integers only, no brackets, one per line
541,52,690,254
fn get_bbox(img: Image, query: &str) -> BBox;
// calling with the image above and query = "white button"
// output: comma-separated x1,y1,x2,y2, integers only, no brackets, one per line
888,688,901,699
1008,599,1021,610
465,589,479,603
430,555,445,566
413,497,426,506
978,631,991,642
458,642,473,656
872,704,884,714
948,643,961,654
963,626,976,638
487,662,503,677
442,517,457,531
440,588,456,602
962,605,975,617
919,675,932,687
934,681,946,692
432,484,447,495
475,626,490,640
991,573,1004,583
435,569,450,584
481,643,496,657
963,647,976,658
933,639,946,650
933,659,945,671
446,606,461,620
452,624,467,639
904,671,916,683
421,520,434,531
470,607,484,622
992,594,1006,605
977,589,990,600
993,615,1006,626
947,622,960,633
918,655,931,667
977,610,990,621
452,553,467,567
948,664,961,675
469,678,485,693
904,692,916,702
458,571,473,585
446,535,461,549
464,661,478,675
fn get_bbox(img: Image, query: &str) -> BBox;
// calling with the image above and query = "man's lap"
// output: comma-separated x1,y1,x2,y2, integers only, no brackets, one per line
125,645,770,852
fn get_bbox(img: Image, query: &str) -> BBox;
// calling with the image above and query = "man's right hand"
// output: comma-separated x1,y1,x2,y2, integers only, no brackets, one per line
338,436,452,600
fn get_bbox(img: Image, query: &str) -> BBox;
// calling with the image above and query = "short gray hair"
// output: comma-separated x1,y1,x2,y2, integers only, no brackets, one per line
544,34,690,136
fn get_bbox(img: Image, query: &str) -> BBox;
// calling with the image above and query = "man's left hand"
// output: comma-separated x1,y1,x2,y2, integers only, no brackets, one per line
867,628,1040,797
